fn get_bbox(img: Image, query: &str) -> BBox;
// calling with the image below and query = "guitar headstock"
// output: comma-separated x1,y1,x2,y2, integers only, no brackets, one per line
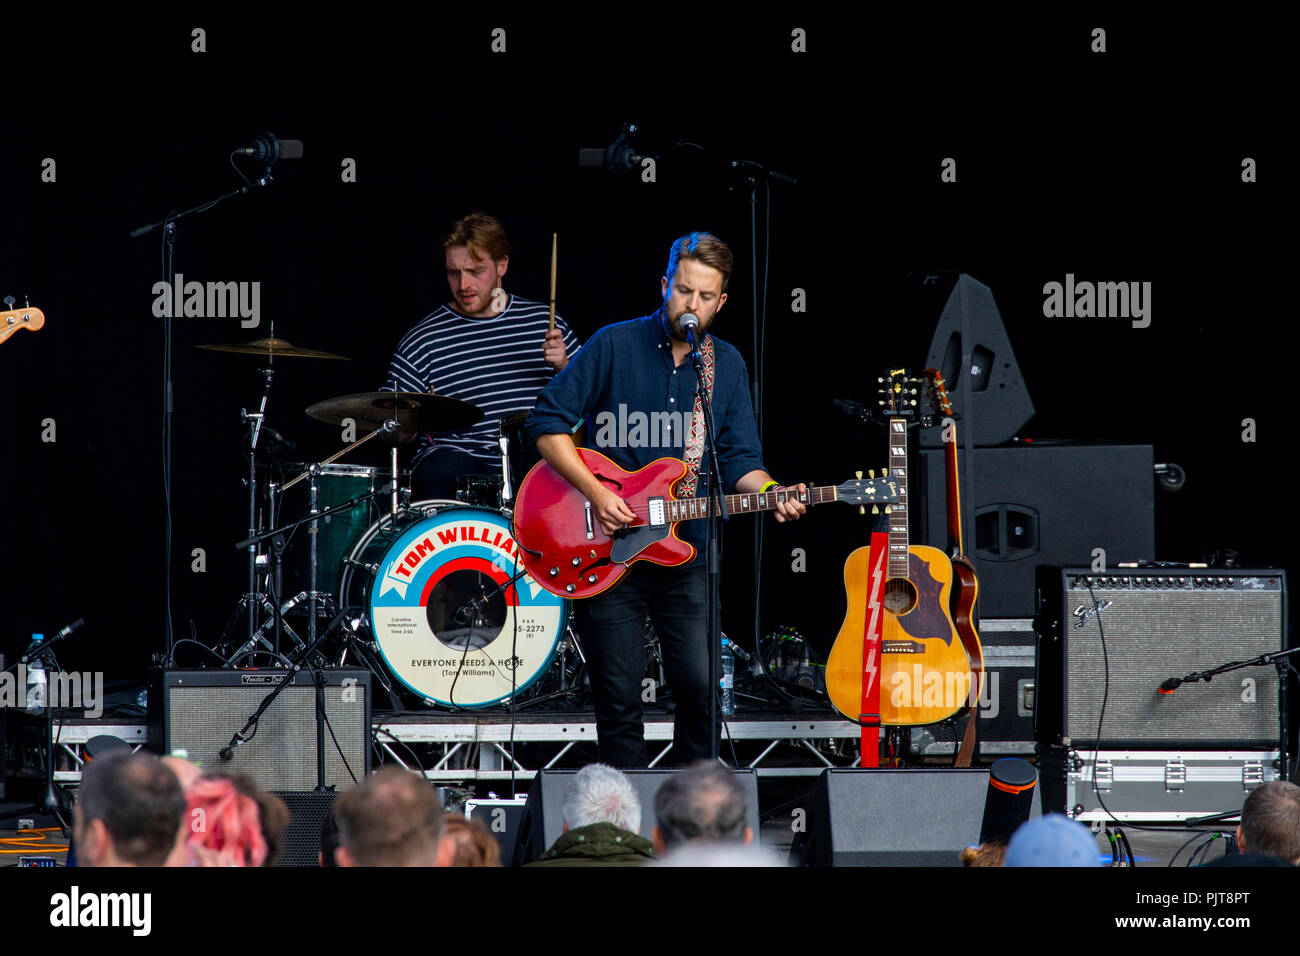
1,298,45,346
923,368,953,420
877,368,922,419
834,475,901,506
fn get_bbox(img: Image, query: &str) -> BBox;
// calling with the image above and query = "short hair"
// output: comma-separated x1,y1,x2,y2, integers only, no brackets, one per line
443,211,511,262
442,814,502,867
198,772,290,867
961,842,1006,867
333,767,444,866
563,763,642,833
78,752,186,866
1240,781,1300,862
654,762,747,850
665,232,733,291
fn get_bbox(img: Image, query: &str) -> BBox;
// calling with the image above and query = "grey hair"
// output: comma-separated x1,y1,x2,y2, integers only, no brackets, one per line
654,761,748,851
563,763,642,833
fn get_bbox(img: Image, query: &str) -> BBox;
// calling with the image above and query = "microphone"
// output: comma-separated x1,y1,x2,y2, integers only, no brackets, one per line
235,133,304,163
680,312,699,346
219,733,245,761
578,125,644,173
54,618,85,641
262,426,296,454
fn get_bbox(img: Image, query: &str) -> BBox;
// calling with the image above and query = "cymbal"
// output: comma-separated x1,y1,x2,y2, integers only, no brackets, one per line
196,337,350,360
305,391,484,438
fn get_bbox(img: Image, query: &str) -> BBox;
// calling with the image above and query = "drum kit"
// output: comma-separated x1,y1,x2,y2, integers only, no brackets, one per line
192,332,610,711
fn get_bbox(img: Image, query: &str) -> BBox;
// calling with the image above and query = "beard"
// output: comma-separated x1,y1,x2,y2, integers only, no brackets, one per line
664,304,714,342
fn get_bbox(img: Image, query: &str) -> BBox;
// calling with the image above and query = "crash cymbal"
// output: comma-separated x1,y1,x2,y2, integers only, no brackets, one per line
196,337,350,360
305,391,484,437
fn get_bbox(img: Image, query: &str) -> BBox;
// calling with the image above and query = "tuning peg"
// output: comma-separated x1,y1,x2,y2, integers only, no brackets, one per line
882,467,889,476
858,505,865,515
2,296,13,309
867,469,874,478
871,505,879,514
884,505,892,514
855,470,862,479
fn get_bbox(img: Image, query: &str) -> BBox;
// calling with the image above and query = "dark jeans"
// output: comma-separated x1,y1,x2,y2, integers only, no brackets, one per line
575,561,714,769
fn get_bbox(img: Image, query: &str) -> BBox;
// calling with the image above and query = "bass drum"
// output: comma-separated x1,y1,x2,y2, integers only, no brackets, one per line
340,501,567,709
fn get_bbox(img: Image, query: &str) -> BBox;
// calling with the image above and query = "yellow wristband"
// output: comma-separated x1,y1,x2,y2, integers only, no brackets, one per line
760,480,780,493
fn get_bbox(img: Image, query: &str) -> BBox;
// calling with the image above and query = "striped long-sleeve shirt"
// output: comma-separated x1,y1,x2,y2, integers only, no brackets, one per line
384,294,580,467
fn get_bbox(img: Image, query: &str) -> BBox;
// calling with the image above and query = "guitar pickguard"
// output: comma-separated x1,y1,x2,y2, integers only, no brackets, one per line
894,553,954,645
609,524,670,564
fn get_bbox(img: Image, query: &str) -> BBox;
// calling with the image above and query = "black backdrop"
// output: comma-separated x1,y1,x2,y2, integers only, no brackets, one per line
1,10,1288,679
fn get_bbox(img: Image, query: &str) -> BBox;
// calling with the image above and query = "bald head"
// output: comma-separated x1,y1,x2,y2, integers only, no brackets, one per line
333,767,447,866
653,762,750,853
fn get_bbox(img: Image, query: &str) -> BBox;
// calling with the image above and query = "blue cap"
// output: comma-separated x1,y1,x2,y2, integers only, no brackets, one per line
1004,814,1101,867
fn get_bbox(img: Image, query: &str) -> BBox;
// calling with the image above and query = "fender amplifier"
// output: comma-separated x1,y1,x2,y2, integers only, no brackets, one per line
147,668,371,791
1034,567,1286,749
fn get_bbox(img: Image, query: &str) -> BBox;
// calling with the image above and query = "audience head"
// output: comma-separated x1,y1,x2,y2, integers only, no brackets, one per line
441,814,502,866
333,767,452,867
1004,814,1100,867
180,774,272,867
960,842,1006,867
564,763,642,833
1237,780,1300,863
75,751,186,867
653,761,750,855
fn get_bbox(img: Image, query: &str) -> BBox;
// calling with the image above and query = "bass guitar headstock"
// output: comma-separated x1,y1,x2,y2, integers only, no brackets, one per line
1,296,45,346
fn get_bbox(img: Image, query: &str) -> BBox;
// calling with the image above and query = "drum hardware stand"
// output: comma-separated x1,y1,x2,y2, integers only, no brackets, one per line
0,619,85,833
232,484,396,665
513,623,590,710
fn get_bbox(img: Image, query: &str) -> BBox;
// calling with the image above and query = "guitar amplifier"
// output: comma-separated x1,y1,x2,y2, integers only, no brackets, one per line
147,668,371,791
1033,566,1287,750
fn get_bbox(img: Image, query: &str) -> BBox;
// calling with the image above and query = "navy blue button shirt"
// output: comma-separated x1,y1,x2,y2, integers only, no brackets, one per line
525,309,767,560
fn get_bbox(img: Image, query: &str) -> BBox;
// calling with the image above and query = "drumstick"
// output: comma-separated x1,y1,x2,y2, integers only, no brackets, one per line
548,232,557,332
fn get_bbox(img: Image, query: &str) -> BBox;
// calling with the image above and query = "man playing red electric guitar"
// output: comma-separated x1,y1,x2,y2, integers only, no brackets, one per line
525,232,806,767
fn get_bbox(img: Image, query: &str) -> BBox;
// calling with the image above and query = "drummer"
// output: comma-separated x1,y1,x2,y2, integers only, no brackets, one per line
384,212,580,500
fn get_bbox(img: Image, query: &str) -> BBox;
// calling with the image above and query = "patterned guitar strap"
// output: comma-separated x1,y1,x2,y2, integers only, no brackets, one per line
676,334,715,498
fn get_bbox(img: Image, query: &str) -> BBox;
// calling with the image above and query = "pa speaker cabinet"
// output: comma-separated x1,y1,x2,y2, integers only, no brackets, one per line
796,768,1039,866
514,768,761,865
272,790,339,866
148,668,371,791
1034,567,1286,749
916,444,1155,618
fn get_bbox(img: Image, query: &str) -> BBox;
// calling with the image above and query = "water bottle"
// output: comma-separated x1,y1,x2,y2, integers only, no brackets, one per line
720,637,735,718
26,635,46,712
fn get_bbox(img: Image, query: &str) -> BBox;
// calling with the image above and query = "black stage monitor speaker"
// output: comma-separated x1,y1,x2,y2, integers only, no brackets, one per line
515,768,761,865
917,443,1155,618
901,271,1034,448
796,767,1040,866
272,790,338,867
1034,566,1286,748
147,668,371,791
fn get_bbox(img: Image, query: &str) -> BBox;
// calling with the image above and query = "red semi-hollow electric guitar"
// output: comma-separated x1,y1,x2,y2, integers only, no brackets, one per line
512,447,899,600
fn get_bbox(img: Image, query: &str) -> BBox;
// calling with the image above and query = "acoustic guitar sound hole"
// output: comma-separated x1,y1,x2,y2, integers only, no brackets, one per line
882,578,918,615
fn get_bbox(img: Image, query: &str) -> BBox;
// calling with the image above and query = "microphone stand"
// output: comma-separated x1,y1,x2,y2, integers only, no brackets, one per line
1159,646,1300,783
218,607,350,793
130,166,280,667
687,325,728,761
0,619,85,832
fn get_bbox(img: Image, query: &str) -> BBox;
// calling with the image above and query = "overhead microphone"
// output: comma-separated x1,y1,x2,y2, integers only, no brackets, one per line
578,125,644,173
235,133,304,163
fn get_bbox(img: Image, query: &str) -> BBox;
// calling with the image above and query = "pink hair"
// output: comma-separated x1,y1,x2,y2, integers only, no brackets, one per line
184,776,268,867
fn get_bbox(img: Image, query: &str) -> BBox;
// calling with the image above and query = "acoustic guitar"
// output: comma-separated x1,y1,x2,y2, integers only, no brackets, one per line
826,370,975,726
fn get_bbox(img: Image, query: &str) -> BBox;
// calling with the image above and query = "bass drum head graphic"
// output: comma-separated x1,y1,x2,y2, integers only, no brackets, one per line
340,501,566,708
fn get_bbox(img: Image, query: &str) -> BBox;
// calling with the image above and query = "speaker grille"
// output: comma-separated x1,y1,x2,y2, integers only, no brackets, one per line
159,670,369,791
1062,576,1283,744
273,791,338,867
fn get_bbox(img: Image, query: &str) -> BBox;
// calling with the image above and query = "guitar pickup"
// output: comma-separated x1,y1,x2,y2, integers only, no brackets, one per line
647,496,667,529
